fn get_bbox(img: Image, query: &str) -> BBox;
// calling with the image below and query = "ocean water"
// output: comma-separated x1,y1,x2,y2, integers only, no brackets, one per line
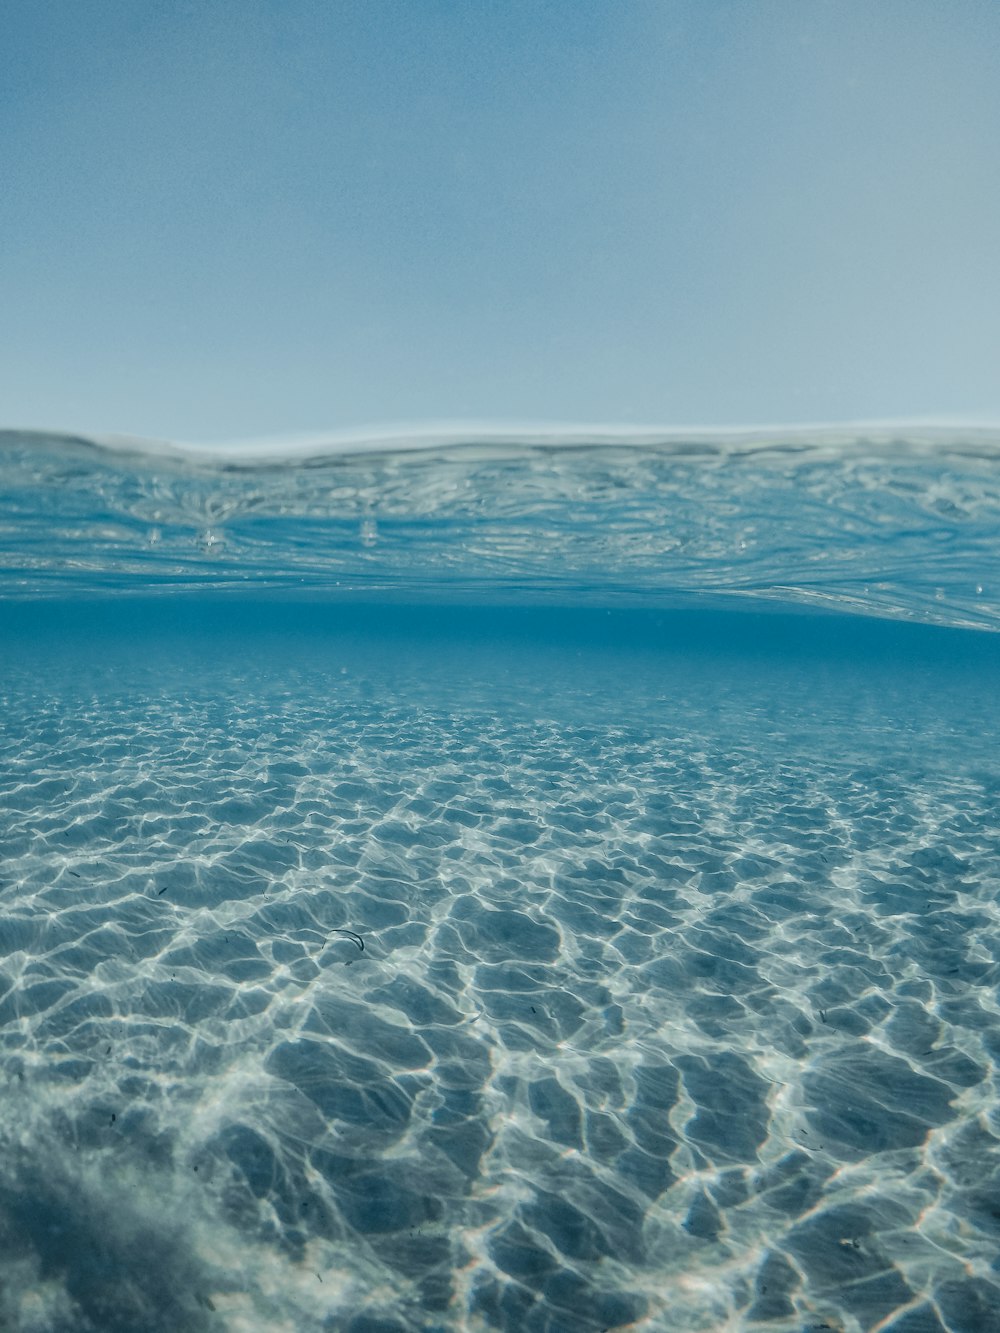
2,428,1000,1333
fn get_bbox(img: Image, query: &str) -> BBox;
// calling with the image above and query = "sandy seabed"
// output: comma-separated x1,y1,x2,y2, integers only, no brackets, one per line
1,620,999,1333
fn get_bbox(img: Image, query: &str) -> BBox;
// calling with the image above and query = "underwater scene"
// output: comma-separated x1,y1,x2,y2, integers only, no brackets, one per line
2,428,1000,1333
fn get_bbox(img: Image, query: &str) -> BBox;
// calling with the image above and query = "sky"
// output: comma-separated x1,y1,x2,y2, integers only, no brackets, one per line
2,0,999,441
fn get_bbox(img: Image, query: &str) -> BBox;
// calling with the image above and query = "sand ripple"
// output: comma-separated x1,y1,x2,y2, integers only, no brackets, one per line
1,635,999,1331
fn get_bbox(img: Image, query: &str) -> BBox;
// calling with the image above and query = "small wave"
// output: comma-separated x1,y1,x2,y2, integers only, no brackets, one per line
1,424,999,629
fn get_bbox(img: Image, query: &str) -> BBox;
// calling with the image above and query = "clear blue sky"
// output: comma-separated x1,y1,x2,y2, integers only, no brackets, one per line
2,0,999,440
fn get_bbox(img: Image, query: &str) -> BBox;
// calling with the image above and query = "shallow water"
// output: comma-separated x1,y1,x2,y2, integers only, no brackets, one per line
2,603,1000,1333
2,430,1000,1331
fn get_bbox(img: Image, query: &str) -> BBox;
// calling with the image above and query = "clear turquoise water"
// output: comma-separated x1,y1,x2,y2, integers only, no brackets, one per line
2,430,1000,1332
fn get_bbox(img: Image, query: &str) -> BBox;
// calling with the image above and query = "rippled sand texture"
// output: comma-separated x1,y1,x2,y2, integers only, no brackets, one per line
2,644,1000,1332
